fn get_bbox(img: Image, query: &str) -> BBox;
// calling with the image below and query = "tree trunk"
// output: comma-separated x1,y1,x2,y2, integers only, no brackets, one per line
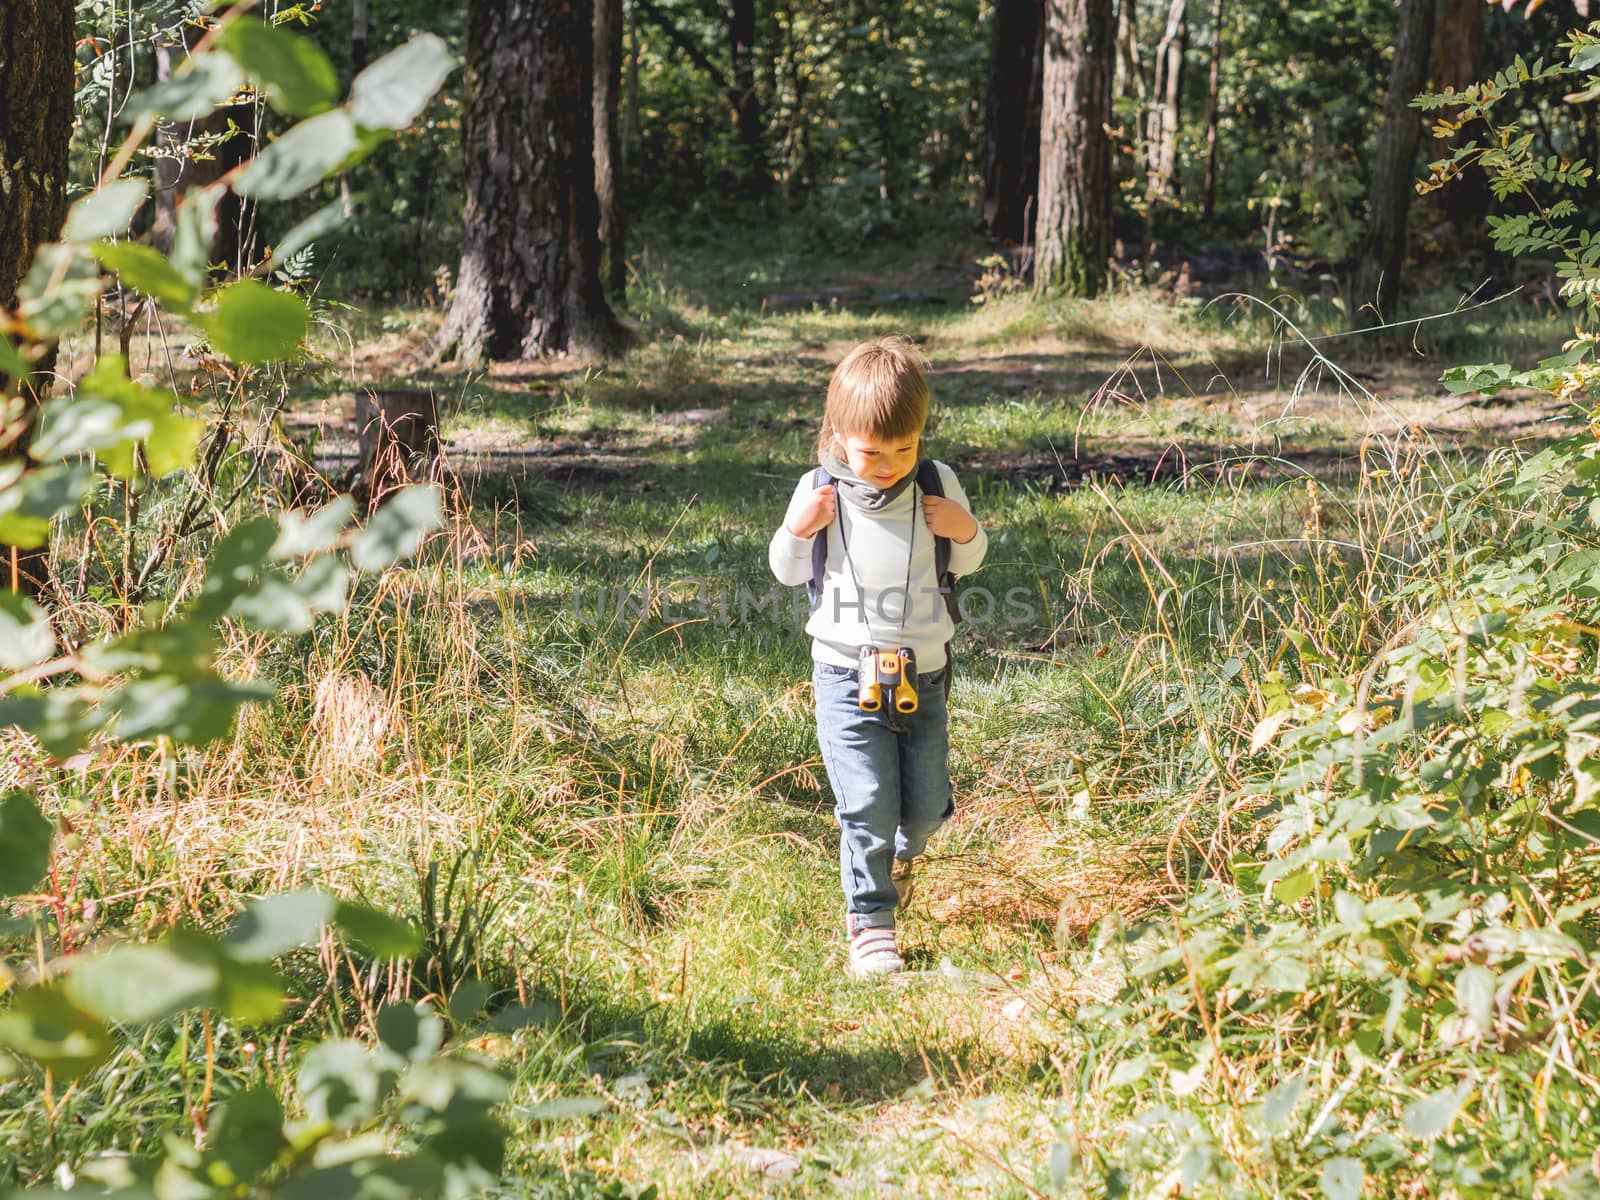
437,0,626,363
730,0,768,196
1145,0,1187,198
1353,0,1437,318
1200,0,1224,219
354,390,440,513
595,0,626,298
1,0,74,601
1116,0,1146,108
1034,0,1115,298
1428,0,1487,237
981,0,1045,243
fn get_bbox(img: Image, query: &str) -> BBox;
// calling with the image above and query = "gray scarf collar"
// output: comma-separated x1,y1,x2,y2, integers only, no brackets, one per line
820,449,920,512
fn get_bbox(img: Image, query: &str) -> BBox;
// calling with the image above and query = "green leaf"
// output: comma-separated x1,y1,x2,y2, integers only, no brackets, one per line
1455,965,1496,1032
0,792,54,896
0,593,54,670
0,986,114,1079
334,901,422,958
214,954,290,1023
0,334,28,379
1274,867,1314,907
218,19,339,116
17,243,101,338
224,889,335,961
234,109,360,201
1255,1075,1305,1133
31,355,202,479
63,939,221,1025
171,184,222,284
0,684,100,759
195,516,278,619
523,1096,609,1121
93,242,199,312
100,673,273,746
375,1002,444,1063
206,1087,287,1185
348,34,456,130
130,51,244,121
1319,1158,1363,1200
350,486,441,571
1402,1081,1472,1139
297,1039,398,1128
203,279,309,363
271,498,355,559
0,461,98,549
62,180,150,243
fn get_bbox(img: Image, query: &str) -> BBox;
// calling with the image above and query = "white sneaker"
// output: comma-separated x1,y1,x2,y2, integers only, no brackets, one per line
847,915,903,978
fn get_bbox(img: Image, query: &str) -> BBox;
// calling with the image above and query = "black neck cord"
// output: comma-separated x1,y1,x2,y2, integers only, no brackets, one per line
836,484,916,646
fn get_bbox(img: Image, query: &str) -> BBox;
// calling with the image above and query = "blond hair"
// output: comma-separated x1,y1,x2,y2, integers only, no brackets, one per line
816,336,930,460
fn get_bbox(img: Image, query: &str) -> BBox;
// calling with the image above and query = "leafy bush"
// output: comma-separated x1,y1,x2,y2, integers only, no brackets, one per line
0,13,518,1196
1046,26,1600,1198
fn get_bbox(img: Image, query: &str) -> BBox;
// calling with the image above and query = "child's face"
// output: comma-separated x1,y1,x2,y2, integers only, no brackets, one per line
841,430,920,488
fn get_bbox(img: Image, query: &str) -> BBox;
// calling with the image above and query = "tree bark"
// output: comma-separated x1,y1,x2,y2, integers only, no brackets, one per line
981,0,1045,243
730,0,768,196
1200,0,1224,219
595,0,626,297
1428,0,1487,236
1,0,74,600
438,0,626,363
1145,0,1187,198
354,390,440,513
1353,0,1437,318
1034,0,1115,297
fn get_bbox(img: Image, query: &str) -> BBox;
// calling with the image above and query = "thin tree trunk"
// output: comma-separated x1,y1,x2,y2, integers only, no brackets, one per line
1,0,74,601
1201,0,1224,219
595,0,626,297
981,0,1046,242
1035,0,1115,297
1145,0,1187,196
351,0,369,76
1116,0,1145,107
1353,0,1437,318
624,0,640,171
730,0,768,196
438,0,626,363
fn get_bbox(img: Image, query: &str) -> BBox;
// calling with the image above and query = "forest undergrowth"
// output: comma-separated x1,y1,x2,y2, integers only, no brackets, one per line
7,239,1594,1197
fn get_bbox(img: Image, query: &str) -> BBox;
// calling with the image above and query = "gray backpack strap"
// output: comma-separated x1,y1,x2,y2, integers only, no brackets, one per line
915,460,960,627
806,466,832,608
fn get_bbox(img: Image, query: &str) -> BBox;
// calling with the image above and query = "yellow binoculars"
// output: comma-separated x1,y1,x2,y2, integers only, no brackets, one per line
857,646,918,714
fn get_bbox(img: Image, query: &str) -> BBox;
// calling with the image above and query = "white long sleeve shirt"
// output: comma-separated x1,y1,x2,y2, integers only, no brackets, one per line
768,461,987,672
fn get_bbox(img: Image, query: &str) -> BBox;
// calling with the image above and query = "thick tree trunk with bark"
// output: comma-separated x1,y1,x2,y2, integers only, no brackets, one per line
438,0,625,363
981,0,1045,243
1353,0,1437,318
1034,0,1115,297
1,0,73,600
595,0,626,297
1428,0,1488,235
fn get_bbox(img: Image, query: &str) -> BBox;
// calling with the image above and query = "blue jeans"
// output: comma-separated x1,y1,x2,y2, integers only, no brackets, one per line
813,660,954,930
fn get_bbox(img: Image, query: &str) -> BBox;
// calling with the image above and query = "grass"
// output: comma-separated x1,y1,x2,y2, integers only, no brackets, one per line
1,227,1582,1195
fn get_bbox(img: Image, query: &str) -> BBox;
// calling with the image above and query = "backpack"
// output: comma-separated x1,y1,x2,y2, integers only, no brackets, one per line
804,459,962,695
